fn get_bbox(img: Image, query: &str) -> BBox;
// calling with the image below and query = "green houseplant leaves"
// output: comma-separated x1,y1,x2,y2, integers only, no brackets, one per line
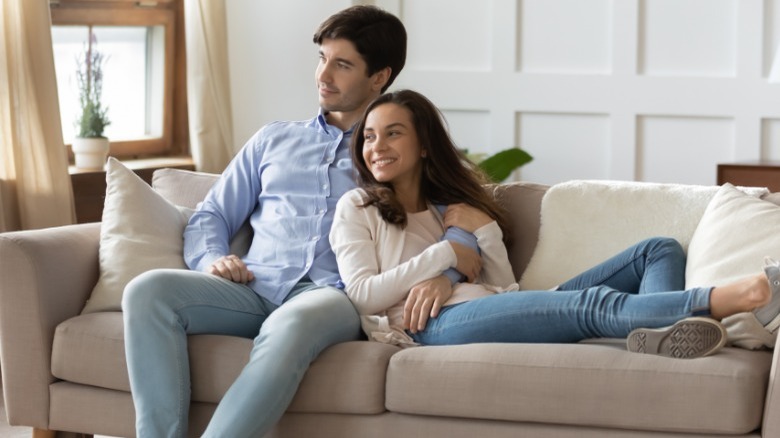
470,148,534,183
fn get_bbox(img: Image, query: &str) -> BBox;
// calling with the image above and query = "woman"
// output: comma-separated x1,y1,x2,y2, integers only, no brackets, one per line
330,89,780,358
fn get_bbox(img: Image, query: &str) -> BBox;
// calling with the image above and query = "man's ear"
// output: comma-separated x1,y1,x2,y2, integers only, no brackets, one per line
372,67,392,91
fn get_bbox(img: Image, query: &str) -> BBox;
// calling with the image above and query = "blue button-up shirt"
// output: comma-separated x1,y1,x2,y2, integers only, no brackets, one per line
183,110,355,304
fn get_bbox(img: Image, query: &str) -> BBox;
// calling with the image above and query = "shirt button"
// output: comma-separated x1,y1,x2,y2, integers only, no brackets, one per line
322,184,329,190
310,235,318,241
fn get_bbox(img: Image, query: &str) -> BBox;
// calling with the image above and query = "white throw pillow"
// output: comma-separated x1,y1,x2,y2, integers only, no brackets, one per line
82,158,193,313
686,183,780,288
685,183,780,349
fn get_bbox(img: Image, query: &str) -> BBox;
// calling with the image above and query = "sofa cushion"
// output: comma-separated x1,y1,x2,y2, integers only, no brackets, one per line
385,343,772,434
51,312,397,414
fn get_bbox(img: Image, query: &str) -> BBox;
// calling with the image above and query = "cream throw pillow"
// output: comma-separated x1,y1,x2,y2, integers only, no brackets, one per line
686,183,780,288
686,183,780,349
82,158,193,313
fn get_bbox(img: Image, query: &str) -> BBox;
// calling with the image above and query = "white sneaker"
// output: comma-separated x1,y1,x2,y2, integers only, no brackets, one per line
754,257,780,334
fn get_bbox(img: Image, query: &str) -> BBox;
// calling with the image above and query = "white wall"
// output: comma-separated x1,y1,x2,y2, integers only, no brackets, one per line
226,0,352,144
226,0,780,186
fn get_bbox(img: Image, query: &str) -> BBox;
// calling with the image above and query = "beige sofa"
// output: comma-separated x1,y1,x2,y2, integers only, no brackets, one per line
0,167,778,438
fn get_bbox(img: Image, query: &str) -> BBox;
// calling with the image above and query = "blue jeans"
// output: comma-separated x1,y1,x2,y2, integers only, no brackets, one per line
122,269,361,438
410,237,713,345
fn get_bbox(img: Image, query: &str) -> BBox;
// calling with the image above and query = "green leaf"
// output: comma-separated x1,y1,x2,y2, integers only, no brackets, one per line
478,148,533,182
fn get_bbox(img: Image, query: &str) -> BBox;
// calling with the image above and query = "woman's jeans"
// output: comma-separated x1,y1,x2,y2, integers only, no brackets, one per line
122,270,361,438
410,237,713,345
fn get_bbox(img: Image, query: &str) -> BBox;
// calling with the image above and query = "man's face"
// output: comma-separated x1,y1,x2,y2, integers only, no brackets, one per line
315,38,382,118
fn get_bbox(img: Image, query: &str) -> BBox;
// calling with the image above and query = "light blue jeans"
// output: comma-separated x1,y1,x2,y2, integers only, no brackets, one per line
410,237,713,345
122,270,361,438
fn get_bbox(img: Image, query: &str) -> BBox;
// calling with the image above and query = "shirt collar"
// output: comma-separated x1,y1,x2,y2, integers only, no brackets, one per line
317,108,355,136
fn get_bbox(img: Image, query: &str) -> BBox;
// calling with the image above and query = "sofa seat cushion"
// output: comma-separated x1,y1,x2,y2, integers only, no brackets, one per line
386,342,772,435
51,312,398,414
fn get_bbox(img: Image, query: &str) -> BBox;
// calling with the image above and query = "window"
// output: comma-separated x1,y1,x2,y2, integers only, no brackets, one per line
50,0,187,159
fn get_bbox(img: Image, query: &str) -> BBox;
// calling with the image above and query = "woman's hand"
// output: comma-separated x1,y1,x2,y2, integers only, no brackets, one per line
450,241,482,283
443,203,493,233
404,275,452,333
208,254,255,284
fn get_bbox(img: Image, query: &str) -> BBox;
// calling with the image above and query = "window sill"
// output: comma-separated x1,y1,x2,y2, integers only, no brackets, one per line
68,155,195,175
69,155,195,223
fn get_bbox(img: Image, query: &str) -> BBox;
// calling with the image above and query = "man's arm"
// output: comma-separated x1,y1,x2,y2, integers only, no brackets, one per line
184,132,262,273
437,205,481,284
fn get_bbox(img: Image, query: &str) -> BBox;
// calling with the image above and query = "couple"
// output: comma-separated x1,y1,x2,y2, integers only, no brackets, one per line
122,5,780,438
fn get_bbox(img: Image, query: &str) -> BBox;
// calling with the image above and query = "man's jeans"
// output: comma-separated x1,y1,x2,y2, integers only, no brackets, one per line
122,270,361,438
411,237,713,345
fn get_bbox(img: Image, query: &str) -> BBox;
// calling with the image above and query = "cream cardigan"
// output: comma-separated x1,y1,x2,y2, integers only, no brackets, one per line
330,188,519,345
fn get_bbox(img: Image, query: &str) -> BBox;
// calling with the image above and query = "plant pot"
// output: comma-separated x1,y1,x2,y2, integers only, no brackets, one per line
72,137,110,170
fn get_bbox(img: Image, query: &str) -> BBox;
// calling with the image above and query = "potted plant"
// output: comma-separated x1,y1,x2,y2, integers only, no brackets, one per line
466,148,534,183
72,28,110,169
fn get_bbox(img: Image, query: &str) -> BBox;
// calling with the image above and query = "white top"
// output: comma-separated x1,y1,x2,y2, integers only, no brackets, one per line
330,188,520,346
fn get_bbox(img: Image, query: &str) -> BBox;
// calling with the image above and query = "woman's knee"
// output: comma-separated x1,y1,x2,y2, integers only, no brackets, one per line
644,237,684,259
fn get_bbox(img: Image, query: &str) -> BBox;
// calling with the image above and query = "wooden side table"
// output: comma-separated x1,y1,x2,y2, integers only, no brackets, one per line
717,161,780,193
69,156,195,224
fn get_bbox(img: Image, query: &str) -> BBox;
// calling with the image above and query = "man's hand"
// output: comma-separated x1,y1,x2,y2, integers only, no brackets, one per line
450,241,482,283
208,254,255,284
404,275,452,334
443,203,493,233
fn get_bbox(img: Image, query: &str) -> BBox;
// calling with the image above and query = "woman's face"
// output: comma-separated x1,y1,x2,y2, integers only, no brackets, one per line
361,103,424,190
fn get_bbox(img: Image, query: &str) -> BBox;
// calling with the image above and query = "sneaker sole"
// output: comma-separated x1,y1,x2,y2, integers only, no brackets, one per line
626,317,726,359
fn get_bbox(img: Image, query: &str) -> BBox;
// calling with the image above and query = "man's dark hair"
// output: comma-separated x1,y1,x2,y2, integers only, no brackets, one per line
313,5,407,93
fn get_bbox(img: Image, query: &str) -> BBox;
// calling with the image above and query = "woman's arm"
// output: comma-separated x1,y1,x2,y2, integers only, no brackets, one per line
330,190,457,315
473,221,517,288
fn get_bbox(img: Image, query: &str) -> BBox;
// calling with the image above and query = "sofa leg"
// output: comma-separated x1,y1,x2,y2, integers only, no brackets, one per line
32,429,56,438
31,430,93,438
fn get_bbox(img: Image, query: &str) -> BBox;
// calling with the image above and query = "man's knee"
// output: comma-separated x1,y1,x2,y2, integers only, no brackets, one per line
122,269,187,314
259,289,360,347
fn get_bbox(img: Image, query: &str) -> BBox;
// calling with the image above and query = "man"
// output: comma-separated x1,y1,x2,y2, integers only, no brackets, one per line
122,6,407,437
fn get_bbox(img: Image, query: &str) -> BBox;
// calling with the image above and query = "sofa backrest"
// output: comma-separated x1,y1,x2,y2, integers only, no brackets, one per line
152,168,220,209
488,182,549,278
152,168,550,281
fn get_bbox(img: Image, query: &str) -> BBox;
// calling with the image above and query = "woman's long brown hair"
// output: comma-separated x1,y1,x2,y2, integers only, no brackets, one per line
350,89,510,242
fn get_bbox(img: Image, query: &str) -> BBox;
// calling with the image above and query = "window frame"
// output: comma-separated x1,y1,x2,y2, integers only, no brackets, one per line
50,0,184,159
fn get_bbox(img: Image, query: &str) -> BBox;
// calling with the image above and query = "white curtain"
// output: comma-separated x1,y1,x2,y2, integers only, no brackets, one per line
0,0,75,232
184,0,236,173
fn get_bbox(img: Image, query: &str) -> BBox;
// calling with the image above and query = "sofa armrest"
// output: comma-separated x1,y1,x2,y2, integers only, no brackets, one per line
762,334,780,436
0,223,100,429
